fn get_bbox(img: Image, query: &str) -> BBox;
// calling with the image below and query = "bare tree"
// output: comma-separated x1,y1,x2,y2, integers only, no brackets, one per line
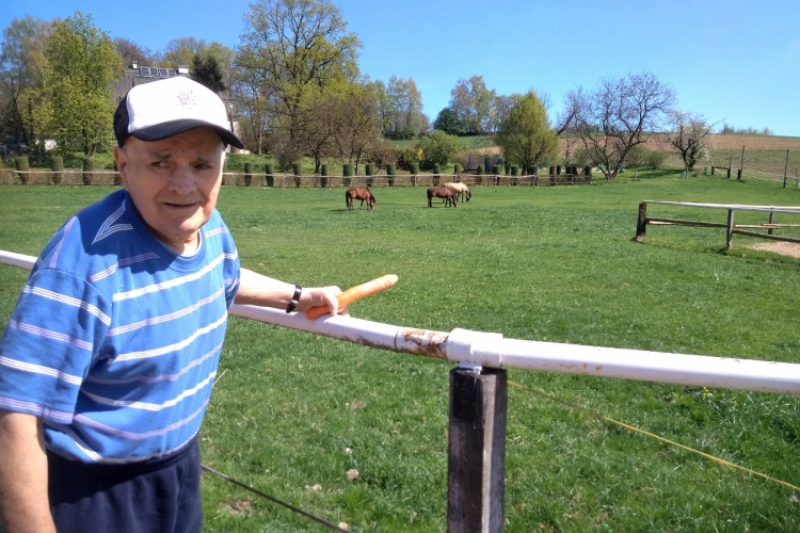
113,37,154,67
327,83,381,173
379,75,426,139
667,110,715,171
569,72,675,180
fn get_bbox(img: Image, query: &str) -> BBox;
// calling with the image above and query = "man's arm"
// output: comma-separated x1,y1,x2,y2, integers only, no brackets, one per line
234,268,341,315
0,410,56,533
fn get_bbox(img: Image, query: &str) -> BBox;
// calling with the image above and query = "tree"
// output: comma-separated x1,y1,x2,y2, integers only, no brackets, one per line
191,54,226,93
494,91,558,174
0,16,50,146
229,62,276,155
486,93,521,134
325,81,382,173
568,72,675,180
449,75,495,134
33,12,121,156
416,130,461,170
432,107,463,135
379,75,426,139
236,0,361,155
667,111,714,171
113,37,154,67
161,37,205,67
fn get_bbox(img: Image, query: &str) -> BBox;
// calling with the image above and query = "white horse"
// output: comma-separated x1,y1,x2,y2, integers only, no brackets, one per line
444,182,471,203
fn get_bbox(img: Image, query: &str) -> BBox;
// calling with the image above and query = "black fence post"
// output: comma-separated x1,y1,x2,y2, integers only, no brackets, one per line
635,202,648,242
447,366,507,533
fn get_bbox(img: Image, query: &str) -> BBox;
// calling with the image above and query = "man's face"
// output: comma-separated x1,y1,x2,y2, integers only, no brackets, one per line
114,127,225,254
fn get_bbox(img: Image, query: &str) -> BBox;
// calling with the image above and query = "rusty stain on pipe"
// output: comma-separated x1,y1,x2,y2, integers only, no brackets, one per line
398,329,448,359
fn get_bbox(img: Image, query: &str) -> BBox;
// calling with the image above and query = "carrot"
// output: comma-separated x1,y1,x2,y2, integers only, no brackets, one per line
305,274,398,320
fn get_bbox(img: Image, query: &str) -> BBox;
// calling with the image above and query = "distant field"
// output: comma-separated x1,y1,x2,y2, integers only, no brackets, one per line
1,173,800,532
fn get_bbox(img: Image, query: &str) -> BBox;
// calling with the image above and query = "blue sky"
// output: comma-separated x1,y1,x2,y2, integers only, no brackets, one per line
3,0,799,136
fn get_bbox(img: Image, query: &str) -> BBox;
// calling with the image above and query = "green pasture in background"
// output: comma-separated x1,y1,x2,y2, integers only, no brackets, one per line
1,171,799,532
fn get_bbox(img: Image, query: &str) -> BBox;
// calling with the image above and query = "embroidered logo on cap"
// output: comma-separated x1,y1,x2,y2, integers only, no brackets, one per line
177,89,197,107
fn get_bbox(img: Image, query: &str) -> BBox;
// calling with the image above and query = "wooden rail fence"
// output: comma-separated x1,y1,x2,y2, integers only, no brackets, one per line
1,169,592,188
635,200,800,250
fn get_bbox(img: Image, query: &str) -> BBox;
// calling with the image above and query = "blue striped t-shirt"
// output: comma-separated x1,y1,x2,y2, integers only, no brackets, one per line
0,189,240,463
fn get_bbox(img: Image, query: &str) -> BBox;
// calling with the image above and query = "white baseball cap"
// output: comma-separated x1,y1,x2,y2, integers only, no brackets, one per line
114,76,244,148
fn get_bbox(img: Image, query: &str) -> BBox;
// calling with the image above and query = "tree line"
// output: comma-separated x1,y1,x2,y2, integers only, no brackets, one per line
0,0,733,178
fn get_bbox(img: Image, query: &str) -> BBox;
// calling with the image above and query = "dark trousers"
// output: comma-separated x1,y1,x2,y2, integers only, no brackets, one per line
48,438,202,533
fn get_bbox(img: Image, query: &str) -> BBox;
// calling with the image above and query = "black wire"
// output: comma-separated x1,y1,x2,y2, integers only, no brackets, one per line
201,464,352,533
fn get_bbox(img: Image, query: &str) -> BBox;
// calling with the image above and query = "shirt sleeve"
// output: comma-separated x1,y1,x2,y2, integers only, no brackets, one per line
0,269,111,424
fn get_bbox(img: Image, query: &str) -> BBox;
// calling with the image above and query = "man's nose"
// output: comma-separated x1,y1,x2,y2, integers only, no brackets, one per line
168,166,197,194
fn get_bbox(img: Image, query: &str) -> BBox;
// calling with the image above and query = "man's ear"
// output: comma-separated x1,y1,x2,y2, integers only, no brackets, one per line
113,146,128,186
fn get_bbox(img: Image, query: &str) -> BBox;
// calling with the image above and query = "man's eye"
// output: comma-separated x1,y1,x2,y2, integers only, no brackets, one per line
151,160,168,167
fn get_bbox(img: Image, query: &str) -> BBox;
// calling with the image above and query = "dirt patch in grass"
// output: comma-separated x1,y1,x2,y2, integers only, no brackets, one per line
748,242,800,258
221,499,252,515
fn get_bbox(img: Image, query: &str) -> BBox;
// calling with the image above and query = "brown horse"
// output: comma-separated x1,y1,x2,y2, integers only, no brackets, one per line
345,187,376,210
427,187,458,208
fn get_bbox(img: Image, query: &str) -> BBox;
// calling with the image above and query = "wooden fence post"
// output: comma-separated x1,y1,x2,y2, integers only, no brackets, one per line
726,209,735,250
635,202,648,242
739,145,745,180
783,150,790,188
448,366,507,533
768,211,775,235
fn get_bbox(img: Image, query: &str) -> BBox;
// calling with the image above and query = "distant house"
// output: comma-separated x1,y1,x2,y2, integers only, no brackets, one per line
112,62,190,103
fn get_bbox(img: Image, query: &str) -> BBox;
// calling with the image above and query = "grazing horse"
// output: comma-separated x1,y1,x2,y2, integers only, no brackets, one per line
427,187,458,208
444,182,471,203
345,187,376,210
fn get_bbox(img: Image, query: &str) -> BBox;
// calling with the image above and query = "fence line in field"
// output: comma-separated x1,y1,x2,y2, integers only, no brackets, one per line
4,248,800,532
705,146,800,186
0,168,593,188
635,200,800,249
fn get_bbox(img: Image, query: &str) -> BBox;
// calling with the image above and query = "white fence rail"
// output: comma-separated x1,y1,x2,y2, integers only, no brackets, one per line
3,249,800,396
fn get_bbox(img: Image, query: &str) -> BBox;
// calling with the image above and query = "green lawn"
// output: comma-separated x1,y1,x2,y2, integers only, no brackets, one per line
1,172,799,531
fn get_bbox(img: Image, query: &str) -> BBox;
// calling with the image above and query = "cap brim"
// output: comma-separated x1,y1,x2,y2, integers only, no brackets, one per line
131,119,245,149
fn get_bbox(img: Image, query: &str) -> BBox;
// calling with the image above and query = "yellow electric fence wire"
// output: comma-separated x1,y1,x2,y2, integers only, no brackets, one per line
507,381,800,492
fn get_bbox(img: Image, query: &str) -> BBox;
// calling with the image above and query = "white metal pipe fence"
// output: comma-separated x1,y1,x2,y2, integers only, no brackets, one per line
3,249,800,396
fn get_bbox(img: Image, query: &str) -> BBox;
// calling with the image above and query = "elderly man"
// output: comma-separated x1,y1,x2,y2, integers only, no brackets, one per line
0,77,340,533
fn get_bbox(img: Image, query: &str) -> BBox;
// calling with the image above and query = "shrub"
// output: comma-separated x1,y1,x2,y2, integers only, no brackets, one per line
646,150,667,170
265,163,274,187
416,130,461,170
397,147,420,171
365,163,374,187
624,145,647,169
244,162,253,186
293,162,302,188
343,163,353,187
15,156,29,184
386,163,395,186
368,139,399,171
82,159,95,186
320,164,328,188
51,156,63,185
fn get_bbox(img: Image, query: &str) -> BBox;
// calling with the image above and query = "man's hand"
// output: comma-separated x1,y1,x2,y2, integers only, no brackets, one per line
234,268,342,315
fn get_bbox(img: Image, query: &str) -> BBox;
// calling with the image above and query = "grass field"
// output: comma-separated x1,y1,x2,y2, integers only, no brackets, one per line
1,172,800,531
